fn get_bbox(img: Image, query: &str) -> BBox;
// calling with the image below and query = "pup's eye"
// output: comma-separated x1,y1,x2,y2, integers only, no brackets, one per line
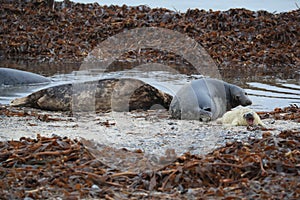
245,92,248,95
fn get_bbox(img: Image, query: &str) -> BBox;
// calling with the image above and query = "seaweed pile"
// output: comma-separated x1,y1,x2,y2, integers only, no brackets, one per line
0,0,299,78
0,131,299,199
258,104,300,123
0,105,299,199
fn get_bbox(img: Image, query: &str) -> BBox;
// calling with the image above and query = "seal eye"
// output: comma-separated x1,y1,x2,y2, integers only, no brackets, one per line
204,107,211,112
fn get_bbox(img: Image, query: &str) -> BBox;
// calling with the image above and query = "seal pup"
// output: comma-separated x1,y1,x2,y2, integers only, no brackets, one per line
11,78,172,112
169,78,252,121
219,107,265,127
0,68,50,86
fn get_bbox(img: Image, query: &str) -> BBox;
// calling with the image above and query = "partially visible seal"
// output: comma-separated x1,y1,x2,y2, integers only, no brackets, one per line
11,78,172,112
0,68,50,86
169,78,252,121
219,107,265,126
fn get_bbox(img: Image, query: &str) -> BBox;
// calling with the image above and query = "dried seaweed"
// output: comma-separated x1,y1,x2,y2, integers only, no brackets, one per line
0,1,299,79
0,129,299,199
0,102,299,199
258,104,300,122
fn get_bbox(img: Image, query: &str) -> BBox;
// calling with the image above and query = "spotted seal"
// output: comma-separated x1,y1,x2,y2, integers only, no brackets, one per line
169,78,252,121
0,68,50,86
11,78,172,112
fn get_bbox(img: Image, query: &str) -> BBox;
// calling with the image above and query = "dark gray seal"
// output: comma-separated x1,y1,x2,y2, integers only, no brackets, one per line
0,68,50,86
11,78,172,112
169,78,252,121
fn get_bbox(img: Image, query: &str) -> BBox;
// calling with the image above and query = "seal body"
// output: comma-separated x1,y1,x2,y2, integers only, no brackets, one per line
11,78,172,112
220,107,265,126
169,78,252,121
0,68,50,86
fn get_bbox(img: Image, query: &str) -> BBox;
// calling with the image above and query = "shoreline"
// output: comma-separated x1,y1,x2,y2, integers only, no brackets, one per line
1,105,299,156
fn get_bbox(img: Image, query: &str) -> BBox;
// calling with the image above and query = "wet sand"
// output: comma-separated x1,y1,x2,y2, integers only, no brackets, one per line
1,106,299,157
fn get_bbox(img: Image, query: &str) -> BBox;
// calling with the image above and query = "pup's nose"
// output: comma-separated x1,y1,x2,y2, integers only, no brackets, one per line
244,112,253,118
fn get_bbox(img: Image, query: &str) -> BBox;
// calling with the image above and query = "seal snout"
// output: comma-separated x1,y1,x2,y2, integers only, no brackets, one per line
245,99,252,106
240,98,252,106
243,112,255,126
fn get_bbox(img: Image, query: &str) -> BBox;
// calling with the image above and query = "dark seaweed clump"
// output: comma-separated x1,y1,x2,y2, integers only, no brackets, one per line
0,131,299,199
0,105,299,199
0,0,299,79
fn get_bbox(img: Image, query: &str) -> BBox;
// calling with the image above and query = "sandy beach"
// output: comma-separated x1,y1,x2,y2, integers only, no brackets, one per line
1,105,299,157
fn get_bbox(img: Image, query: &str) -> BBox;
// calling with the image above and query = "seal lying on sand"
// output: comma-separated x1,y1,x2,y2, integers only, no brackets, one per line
0,68,50,86
219,107,265,127
11,78,172,112
169,78,252,121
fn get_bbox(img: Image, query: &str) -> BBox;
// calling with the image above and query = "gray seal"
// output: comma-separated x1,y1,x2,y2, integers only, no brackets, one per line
11,78,172,112
169,78,252,121
0,68,50,86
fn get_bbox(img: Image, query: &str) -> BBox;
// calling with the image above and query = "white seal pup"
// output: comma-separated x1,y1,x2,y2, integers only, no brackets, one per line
219,107,265,127
169,78,252,121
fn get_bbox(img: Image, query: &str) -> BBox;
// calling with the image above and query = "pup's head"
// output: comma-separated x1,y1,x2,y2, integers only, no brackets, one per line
243,112,255,126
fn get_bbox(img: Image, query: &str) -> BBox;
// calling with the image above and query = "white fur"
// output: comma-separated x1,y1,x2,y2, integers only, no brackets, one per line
219,107,265,127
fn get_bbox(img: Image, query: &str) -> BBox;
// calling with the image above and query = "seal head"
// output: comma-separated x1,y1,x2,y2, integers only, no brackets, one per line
243,112,255,126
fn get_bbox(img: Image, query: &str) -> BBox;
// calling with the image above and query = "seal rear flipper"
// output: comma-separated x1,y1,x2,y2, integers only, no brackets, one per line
216,117,223,124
